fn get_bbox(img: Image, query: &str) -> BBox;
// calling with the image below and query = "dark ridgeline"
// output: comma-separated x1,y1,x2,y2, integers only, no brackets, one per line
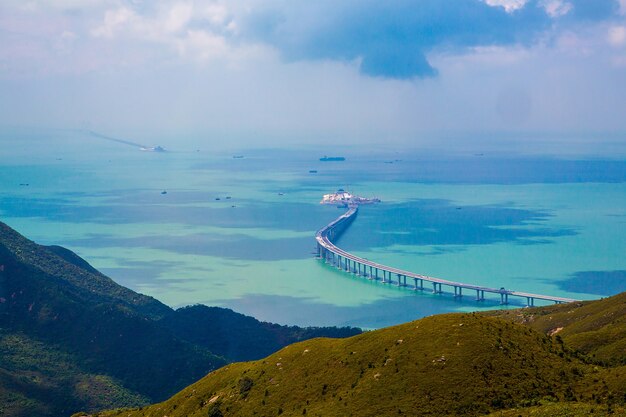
0,221,360,417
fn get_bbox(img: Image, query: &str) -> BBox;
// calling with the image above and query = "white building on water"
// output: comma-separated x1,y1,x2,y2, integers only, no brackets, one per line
320,189,380,206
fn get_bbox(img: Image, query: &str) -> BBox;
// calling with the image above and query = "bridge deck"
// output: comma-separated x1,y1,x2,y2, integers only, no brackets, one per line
316,206,579,305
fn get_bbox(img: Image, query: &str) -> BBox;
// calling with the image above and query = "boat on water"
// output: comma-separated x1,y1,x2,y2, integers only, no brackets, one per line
319,156,345,161
140,146,166,152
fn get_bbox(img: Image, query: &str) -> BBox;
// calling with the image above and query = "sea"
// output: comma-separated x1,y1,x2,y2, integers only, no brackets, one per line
1,128,625,329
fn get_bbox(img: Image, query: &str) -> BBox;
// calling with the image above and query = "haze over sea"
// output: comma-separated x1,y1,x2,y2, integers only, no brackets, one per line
1,128,624,329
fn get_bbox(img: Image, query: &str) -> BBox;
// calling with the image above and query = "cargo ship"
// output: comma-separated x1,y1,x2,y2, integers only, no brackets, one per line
319,156,345,161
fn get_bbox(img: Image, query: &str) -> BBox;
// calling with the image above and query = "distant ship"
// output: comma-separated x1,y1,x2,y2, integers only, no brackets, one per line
140,146,166,152
233,155,244,159
320,156,345,162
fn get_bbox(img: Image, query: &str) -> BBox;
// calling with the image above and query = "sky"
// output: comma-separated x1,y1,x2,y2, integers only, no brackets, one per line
1,0,626,150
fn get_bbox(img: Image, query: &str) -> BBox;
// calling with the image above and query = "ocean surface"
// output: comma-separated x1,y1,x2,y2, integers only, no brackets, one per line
1,129,626,329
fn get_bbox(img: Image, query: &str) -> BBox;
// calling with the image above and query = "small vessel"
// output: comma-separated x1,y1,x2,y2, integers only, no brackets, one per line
226,196,232,199
215,197,221,201
140,145,166,152
233,155,244,159
278,192,285,196
319,156,345,162
161,190,167,195
309,170,318,173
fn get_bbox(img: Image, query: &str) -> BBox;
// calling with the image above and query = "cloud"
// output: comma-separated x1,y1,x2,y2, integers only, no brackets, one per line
1,0,623,80
91,7,137,39
241,0,554,79
239,0,621,79
0,0,626,145
608,25,626,46
484,0,529,13
540,0,573,17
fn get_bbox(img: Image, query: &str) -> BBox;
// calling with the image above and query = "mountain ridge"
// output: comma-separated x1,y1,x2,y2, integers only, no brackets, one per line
89,305,626,417
0,220,360,417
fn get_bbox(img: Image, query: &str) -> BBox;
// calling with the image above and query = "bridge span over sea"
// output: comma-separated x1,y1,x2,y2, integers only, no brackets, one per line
316,206,580,307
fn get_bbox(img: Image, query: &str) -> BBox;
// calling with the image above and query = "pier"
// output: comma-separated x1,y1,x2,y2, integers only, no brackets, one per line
316,206,579,306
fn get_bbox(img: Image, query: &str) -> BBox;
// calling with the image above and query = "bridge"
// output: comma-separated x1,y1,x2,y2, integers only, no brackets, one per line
316,206,579,306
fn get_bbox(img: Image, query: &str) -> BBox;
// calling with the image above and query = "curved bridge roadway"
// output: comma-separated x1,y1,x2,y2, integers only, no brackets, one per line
316,206,579,306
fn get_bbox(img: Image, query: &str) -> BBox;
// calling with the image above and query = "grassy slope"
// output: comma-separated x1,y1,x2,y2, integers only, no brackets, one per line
485,292,626,365
91,312,626,417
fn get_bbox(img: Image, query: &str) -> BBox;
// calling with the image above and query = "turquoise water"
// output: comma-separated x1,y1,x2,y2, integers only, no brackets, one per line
1,129,625,328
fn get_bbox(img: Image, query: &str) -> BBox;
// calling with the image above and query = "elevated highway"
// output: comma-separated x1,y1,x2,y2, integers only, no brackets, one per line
316,206,579,306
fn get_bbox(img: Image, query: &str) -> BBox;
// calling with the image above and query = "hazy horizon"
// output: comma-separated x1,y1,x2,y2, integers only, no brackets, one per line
1,0,626,152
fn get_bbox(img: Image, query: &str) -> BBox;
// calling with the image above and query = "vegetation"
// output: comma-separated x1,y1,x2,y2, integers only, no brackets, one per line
0,221,360,416
161,305,361,362
4,218,626,417
484,402,625,416
485,293,626,366
90,305,626,417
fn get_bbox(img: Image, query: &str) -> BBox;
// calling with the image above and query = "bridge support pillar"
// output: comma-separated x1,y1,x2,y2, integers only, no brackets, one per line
527,297,534,307
397,274,401,286
454,286,462,297
375,268,379,280
500,293,509,305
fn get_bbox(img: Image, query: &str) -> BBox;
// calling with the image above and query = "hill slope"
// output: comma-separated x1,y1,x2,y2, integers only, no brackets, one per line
0,221,360,416
90,311,626,417
485,292,626,366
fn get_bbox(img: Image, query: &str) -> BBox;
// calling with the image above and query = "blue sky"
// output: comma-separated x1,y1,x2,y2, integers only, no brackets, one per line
1,0,625,151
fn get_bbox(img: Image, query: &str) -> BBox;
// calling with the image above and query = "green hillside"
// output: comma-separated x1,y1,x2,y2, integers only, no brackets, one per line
486,292,626,366
0,221,360,416
89,310,626,417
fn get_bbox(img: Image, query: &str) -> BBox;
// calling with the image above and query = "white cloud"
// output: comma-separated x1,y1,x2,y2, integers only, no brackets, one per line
541,0,572,18
619,0,626,16
483,0,528,13
198,3,230,26
608,26,626,47
53,30,78,55
163,2,194,34
91,7,137,39
176,29,229,60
